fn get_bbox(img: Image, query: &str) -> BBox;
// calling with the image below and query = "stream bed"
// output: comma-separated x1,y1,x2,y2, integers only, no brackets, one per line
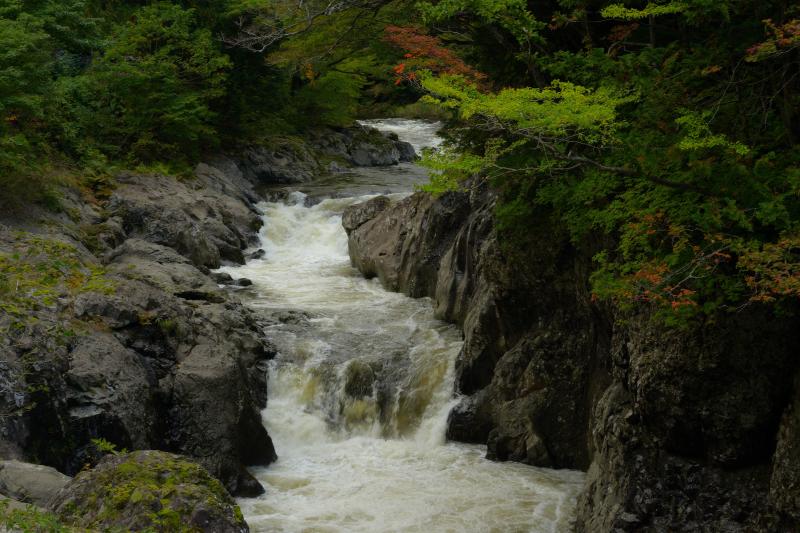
218,119,585,533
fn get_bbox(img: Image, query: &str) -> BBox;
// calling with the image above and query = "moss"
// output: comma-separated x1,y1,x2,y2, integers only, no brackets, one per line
0,231,116,331
0,498,76,532
156,318,178,336
56,451,246,533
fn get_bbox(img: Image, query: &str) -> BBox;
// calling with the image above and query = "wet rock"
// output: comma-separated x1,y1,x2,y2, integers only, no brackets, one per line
328,161,348,173
170,341,277,493
0,461,71,507
64,334,155,452
73,292,140,329
446,392,493,444
349,142,399,166
50,450,249,533
0,166,277,497
109,172,260,268
174,289,227,303
344,361,376,399
396,140,417,162
342,196,392,234
249,249,266,260
346,126,408,166
345,184,800,531
268,309,313,326
769,372,800,529
345,191,471,298
212,272,235,284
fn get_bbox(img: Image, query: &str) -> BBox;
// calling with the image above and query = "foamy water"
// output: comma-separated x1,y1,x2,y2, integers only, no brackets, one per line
218,121,584,532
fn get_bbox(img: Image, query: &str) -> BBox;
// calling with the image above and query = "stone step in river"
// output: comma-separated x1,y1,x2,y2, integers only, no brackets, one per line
216,119,585,533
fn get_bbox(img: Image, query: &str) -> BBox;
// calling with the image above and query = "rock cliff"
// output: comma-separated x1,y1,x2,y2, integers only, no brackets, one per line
0,124,409,498
344,186,800,531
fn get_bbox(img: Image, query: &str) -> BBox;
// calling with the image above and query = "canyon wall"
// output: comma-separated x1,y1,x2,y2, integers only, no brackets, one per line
0,125,408,497
344,185,800,531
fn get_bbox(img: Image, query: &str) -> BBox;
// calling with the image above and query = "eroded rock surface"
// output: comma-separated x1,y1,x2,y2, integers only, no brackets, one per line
344,186,800,531
0,167,276,496
235,125,416,185
0,461,70,507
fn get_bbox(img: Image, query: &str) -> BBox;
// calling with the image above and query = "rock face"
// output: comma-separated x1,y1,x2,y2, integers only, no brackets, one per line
0,461,70,507
0,167,276,496
235,125,416,185
343,186,800,531
50,450,248,533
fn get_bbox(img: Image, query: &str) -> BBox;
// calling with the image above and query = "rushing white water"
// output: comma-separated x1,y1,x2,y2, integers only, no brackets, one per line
357,118,444,153
219,121,584,533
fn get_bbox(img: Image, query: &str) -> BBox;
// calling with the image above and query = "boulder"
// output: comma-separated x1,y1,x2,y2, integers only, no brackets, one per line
64,334,155,452
238,140,321,184
342,196,392,234
396,140,417,162
0,170,277,497
50,451,249,533
108,172,260,268
0,461,70,507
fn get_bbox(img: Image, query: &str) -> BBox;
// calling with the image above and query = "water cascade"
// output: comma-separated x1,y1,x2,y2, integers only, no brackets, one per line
218,120,585,532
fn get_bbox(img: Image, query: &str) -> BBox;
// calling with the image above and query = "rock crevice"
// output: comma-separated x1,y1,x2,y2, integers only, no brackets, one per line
343,187,800,531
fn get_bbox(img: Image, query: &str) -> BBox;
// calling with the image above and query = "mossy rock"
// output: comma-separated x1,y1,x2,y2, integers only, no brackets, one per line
49,451,248,532
343,360,376,399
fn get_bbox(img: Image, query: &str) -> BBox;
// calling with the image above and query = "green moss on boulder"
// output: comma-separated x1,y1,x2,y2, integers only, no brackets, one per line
49,450,249,532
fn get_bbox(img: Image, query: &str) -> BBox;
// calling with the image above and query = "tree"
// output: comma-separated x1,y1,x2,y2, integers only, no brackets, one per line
413,0,800,319
84,2,231,162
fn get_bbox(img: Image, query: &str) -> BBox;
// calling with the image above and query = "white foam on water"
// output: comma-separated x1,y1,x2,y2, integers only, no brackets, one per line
219,120,584,532
358,118,444,153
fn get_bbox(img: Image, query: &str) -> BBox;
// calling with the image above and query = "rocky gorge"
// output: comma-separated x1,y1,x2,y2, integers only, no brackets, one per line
0,124,416,529
343,182,800,531
2,116,797,532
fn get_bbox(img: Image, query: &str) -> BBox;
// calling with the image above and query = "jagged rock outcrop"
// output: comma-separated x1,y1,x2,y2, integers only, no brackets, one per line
0,122,416,499
236,125,416,185
0,168,276,496
50,450,248,532
343,186,800,531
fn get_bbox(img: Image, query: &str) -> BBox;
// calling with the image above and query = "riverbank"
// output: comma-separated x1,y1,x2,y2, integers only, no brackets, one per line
343,181,800,531
218,190,584,532
0,123,415,530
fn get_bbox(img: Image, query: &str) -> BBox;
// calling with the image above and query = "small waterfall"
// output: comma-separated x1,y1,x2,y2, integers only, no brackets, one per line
218,121,585,532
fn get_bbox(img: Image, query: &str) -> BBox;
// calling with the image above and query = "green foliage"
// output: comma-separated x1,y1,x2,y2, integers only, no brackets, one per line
83,3,231,162
0,232,115,330
0,0,419,192
291,67,367,128
601,0,733,22
416,0,800,321
0,499,73,533
91,437,124,455
422,75,634,145
600,2,687,20
417,0,544,46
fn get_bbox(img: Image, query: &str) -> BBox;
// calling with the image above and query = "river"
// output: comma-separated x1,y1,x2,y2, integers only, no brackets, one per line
217,119,585,533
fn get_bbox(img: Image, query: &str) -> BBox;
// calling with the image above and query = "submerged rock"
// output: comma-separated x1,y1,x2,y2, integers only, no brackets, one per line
50,451,248,533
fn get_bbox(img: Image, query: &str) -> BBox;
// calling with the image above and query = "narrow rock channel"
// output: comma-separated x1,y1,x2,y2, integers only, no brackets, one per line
218,120,585,532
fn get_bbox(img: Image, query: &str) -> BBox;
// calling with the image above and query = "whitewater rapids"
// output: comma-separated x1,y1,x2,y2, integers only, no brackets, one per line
217,120,585,532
